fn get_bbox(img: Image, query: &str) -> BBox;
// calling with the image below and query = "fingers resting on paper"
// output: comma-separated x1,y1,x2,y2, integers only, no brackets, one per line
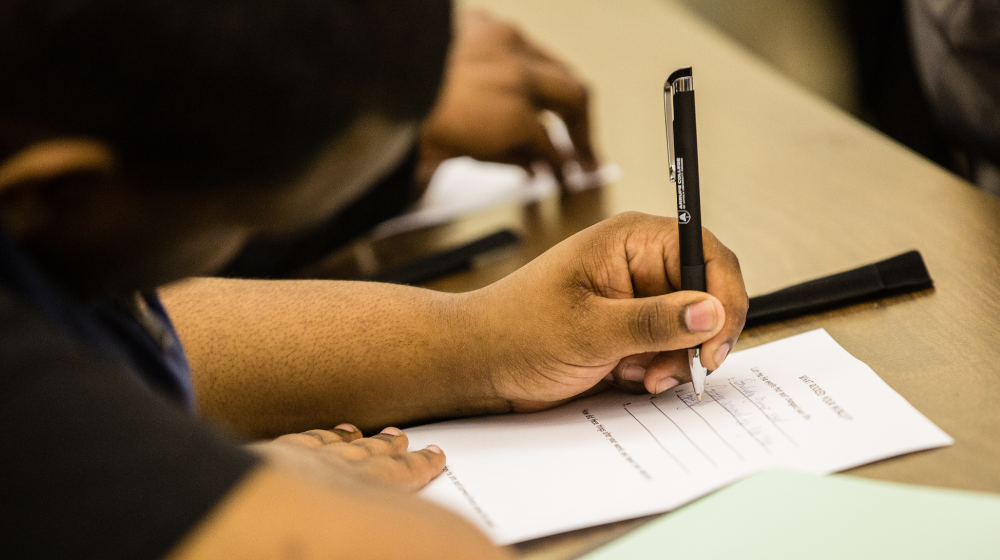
258,424,446,493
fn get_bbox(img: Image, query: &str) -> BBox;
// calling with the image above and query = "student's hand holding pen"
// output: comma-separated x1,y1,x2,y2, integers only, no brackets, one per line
167,214,745,485
473,211,748,411
236,212,745,494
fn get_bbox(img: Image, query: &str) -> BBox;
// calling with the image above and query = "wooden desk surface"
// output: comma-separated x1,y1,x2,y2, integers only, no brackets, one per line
369,1,1000,557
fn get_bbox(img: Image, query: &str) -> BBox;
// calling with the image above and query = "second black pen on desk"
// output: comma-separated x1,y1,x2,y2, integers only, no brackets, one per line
664,66,708,401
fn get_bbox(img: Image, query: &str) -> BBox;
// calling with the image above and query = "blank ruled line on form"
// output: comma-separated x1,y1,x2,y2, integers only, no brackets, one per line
622,403,691,475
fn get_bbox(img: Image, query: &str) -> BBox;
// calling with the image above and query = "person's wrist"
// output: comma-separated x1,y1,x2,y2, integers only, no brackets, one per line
441,288,513,415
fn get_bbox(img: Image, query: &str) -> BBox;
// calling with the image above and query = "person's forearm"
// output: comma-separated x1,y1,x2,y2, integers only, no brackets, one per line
161,278,509,437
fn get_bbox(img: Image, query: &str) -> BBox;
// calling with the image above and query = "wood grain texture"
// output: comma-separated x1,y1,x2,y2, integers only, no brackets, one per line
368,1,1000,557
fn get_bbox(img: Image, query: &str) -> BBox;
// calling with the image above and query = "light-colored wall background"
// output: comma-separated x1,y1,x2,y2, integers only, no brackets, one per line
672,0,857,113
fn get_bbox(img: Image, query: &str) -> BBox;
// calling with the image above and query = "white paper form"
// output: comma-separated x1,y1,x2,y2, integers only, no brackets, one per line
405,329,953,544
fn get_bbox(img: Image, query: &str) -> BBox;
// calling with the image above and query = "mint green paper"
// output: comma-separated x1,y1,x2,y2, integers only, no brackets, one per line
581,470,1000,560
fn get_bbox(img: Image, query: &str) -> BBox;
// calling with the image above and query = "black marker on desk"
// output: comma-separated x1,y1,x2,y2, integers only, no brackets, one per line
664,66,708,402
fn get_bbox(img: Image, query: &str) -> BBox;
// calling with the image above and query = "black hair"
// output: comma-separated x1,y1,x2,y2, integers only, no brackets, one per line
0,0,451,189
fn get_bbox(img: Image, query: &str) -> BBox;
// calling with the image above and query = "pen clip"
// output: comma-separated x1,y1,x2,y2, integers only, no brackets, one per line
664,67,693,186
663,81,676,184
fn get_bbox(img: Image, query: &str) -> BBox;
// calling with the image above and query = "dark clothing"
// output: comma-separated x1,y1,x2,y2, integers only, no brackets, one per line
843,0,954,170
0,227,257,559
0,0,452,554
0,289,257,559
907,0,1000,195
0,228,196,408
908,0,1000,162
0,119,421,560
0,147,418,558
844,0,1000,194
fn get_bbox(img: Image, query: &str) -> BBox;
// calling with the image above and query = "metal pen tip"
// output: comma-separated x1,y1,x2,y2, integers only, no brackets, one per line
696,393,702,402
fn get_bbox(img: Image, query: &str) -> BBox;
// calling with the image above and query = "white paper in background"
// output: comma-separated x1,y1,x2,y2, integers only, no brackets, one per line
405,329,953,545
371,111,621,239
372,158,622,239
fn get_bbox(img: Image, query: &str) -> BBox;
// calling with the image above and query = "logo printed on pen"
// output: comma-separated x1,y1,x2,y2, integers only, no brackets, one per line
678,211,691,224
675,157,688,210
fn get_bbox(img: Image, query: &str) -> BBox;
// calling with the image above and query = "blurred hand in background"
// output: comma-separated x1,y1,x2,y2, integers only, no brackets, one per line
417,10,598,189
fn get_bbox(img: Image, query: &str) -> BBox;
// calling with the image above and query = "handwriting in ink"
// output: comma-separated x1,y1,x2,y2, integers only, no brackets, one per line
706,387,776,448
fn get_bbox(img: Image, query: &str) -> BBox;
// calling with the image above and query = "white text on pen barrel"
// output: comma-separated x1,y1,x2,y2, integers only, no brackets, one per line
676,157,688,210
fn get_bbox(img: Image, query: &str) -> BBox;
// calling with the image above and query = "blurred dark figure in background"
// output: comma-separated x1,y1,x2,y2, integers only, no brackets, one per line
844,0,1000,196
907,0,1000,195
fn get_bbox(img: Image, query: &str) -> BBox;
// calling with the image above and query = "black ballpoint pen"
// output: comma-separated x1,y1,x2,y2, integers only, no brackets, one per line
664,66,708,401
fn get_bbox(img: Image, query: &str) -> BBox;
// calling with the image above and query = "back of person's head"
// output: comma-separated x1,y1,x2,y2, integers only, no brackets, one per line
0,0,451,190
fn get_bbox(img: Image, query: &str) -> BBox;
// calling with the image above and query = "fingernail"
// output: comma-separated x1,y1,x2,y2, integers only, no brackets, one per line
426,445,443,454
655,377,680,394
381,427,402,436
334,423,356,432
685,300,717,332
714,343,731,368
622,364,647,382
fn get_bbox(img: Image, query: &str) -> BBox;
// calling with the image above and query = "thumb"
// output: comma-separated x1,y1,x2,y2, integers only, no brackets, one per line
598,291,726,356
